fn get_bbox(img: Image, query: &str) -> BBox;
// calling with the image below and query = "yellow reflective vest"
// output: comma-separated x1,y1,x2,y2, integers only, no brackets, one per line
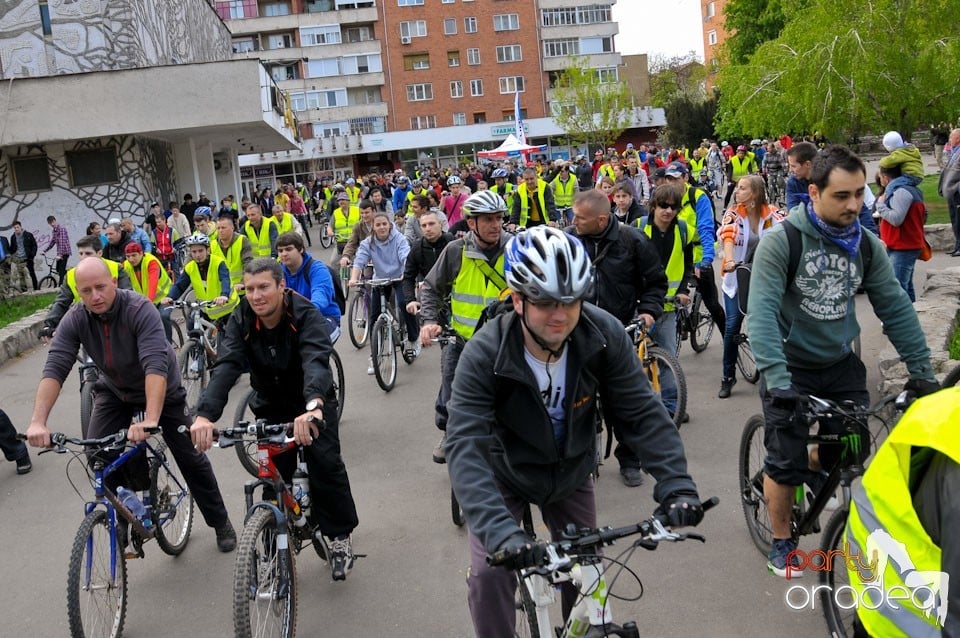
332,206,360,243
689,157,705,175
450,248,507,340
346,185,361,205
184,256,239,320
677,184,708,264
730,154,756,181
636,217,689,312
550,175,577,208
122,253,171,303
274,213,295,235
244,217,278,258
66,259,122,302
517,180,549,227
210,234,246,289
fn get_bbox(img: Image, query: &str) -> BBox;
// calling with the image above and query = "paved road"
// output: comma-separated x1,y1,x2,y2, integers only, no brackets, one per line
0,237,950,637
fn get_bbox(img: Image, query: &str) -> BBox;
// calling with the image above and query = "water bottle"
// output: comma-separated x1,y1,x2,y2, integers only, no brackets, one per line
117,486,152,529
292,462,311,519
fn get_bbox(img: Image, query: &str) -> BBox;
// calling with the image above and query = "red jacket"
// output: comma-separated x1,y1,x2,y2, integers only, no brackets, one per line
880,199,926,251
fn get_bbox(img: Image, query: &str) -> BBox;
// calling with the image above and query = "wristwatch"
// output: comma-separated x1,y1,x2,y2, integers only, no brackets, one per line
305,398,323,412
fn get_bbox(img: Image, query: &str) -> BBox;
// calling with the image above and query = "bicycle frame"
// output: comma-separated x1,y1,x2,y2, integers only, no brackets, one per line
520,552,613,638
625,321,662,393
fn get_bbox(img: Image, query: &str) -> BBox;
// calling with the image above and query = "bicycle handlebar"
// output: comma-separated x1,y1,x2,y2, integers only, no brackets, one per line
166,299,220,308
354,277,404,288
800,392,910,422
176,417,323,447
17,427,161,451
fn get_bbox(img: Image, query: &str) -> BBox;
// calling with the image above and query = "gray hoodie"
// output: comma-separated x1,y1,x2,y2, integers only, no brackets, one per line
354,224,410,280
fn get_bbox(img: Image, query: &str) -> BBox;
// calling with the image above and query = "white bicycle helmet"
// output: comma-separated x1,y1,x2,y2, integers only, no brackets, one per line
491,168,509,179
446,175,462,186
185,232,210,247
462,190,507,217
504,227,593,304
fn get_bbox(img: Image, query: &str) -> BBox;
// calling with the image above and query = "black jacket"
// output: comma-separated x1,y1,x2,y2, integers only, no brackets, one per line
102,232,134,263
196,290,335,422
9,230,37,259
402,232,454,302
567,214,667,325
446,303,698,553
611,200,647,227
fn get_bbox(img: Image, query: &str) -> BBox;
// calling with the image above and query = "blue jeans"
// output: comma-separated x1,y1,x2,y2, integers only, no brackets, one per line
369,282,418,342
886,248,920,302
722,292,745,380
649,312,678,414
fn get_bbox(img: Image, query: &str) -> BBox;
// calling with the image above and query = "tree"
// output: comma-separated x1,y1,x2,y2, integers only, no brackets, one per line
715,0,960,141
663,95,719,148
551,57,634,152
649,52,706,107
722,0,804,65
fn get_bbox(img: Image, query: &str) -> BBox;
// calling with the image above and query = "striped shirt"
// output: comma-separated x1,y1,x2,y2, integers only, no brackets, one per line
46,225,72,257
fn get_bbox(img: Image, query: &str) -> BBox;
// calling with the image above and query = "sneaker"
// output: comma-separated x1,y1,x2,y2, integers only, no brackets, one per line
718,377,736,399
329,534,354,581
406,339,422,358
215,520,237,552
432,433,447,464
767,538,803,578
367,357,375,375
619,467,644,487
805,471,840,511
15,453,31,475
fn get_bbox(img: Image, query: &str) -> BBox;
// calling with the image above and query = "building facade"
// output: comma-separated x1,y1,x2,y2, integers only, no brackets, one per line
701,0,729,86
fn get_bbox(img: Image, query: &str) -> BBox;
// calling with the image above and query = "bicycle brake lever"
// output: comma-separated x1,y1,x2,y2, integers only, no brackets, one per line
637,537,658,551
683,532,706,543
39,447,66,455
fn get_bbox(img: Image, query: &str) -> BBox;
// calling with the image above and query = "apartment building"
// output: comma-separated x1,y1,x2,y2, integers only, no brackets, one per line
701,0,729,86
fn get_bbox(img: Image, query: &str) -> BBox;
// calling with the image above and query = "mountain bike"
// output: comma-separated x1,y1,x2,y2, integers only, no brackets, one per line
488,498,718,637
624,319,687,428
355,277,417,392
673,286,714,355
21,427,194,638
167,299,221,412
739,393,908,637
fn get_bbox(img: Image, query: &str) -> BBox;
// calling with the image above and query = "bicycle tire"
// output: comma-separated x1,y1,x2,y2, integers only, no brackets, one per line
347,291,368,349
514,576,540,638
820,507,856,638
150,445,195,556
737,335,760,384
319,231,333,249
39,275,58,290
942,365,960,388
67,509,127,638
80,380,95,439
234,389,260,478
329,349,346,423
739,415,774,555
372,315,397,392
177,340,208,413
689,293,714,353
233,508,297,638
170,319,185,352
645,345,687,429
451,488,465,527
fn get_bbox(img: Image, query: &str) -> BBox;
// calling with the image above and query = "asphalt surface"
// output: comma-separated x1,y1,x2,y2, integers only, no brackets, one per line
0,236,950,637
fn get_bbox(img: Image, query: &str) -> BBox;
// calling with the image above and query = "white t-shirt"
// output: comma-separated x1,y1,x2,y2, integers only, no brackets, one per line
523,346,569,447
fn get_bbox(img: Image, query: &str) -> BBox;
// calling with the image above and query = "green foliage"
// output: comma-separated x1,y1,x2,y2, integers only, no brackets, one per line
551,57,634,151
715,0,960,141
951,321,960,360
649,52,706,107
0,293,55,329
917,175,949,224
663,95,718,148
723,0,800,65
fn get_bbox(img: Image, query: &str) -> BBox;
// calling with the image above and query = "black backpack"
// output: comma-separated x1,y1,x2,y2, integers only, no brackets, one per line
782,219,873,286
303,262,347,314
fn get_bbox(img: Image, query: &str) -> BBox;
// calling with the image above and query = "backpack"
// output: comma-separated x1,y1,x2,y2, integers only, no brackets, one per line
303,262,347,314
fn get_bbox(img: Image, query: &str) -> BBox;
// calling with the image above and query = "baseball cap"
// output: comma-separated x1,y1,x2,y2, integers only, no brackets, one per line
653,167,667,180
125,243,143,255
664,162,688,178
336,192,350,201
626,143,634,149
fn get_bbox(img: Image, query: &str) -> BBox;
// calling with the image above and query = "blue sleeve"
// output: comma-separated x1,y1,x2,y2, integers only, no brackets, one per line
167,271,192,300
786,177,804,211
397,234,411,265
269,224,279,258
309,262,336,316
354,238,370,271
218,262,231,295
694,192,716,265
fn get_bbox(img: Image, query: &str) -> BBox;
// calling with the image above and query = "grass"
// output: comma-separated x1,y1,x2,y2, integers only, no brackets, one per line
868,174,948,224
951,322,960,360
0,292,56,329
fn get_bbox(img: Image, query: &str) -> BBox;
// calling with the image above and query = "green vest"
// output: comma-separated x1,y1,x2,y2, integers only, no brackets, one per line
211,234,246,289
517,180,549,227
490,182,515,207
637,218,689,312
845,389,960,638
689,157,705,175
275,213,295,235
244,217,277,258
346,186,361,205
184,256,238,320
551,175,576,207
122,253,171,303
332,206,360,242
450,248,507,340
730,155,755,180
66,259,122,302
678,184,707,264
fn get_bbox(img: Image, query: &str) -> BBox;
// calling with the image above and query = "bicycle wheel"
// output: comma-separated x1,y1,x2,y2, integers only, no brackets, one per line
451,488,465,527
149,445,195,556
330,349,345,423
347,291,368,349
170,320,185,352
39,275,58,289
737,335,760,384
80,380,95,439
689,293,714,353
514,576,540,638
67,509,127,638
319,229,333,249
234,509,297,638
371,315,397,392
234,389,260,478
177,340,208,412
645,345,687,429
739,415,774,555
820,507,855,638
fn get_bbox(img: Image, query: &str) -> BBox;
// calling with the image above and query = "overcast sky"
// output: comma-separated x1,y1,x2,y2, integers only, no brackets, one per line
611,0,705,61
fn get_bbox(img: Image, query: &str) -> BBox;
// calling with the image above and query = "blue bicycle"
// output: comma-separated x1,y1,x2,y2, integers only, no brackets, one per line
23,428,194,638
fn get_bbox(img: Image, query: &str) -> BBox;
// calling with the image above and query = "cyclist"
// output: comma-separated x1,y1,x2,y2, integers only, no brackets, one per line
846,387,958,637
26,257,237,552
392,175,413,214
210,215,252,295
762,140,787,203
419,190,511,464
723,145,759,209
404,194,448,244
488,168,515,210
161,233,238,331
151,214,180,277
345,177,362,206
122,242,175,343
287,185,313,247
191,258,358,579
270,205,304,239
441,176,468,226
41,235,132,342
549,161,579,225
785,141,817,211
329,192,361,258
748,145,937,576
240,204,278,259
508,168,559,231
277,231,341,339
339,199,375,270
402,210,454,318
445,226,704,637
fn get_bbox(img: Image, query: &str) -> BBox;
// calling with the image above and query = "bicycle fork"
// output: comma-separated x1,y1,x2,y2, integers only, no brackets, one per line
563,562,613,636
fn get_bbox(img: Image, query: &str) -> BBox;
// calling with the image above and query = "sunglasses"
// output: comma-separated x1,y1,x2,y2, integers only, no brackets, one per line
658,202,681,211
526,298,577,310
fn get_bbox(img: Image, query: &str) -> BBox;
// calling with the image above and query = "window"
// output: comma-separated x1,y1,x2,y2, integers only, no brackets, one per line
444,18,457,35
410,115,437,130
398,0,423,4
467,48,480,65
708,30,717,45
262,2,290,16
341,53,382,74
406,83,434,101
464,17,477,33
269,64,300,81
290,89,347,110
597,67,618,83
66,148,118,187
400,20,428,38
12,156,50,192
307,58,340,77
502,108,528,121
450,80,463,98
448,50,460,67
496,44,521,63
469,79,483,96
351,116,387,134
232,37,257,53
318,89,348,107
706,1,715,18
473,112,486,124
313,121,349,137
344,26,374,43
215,1,258,20
493,13,519,31
543,39,578,57
541,5,612,27
442,0,454,3
499,76,524,93
580,36,614,53
350,87,382,105
453,112,466,126
266,34,292,49
403,53,430,71
301,25,341,46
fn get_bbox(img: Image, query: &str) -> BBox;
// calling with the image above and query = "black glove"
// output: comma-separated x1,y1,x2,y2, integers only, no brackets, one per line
495,533,548,570
656,491,704,528
38,326,54,340
903,378,940,399
768,386,801,411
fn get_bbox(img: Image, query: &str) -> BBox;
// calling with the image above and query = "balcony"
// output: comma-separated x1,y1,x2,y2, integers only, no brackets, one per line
277,71,384,91
540,22,619,40
295,102,388,122
543,52,620,72
224,7,379,36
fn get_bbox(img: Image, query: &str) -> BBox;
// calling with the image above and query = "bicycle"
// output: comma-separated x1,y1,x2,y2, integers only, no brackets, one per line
316,211,334,249
733,331,760,384
345,264,372,349
739,393,908,637
355,277,417,392
430,327,467,527
167,299,221,412
21,427,194,638
200,419,355,638
673,286,714,355
624,319,687,428
488,498,718,637
765,170,786,208
38,253,61,289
